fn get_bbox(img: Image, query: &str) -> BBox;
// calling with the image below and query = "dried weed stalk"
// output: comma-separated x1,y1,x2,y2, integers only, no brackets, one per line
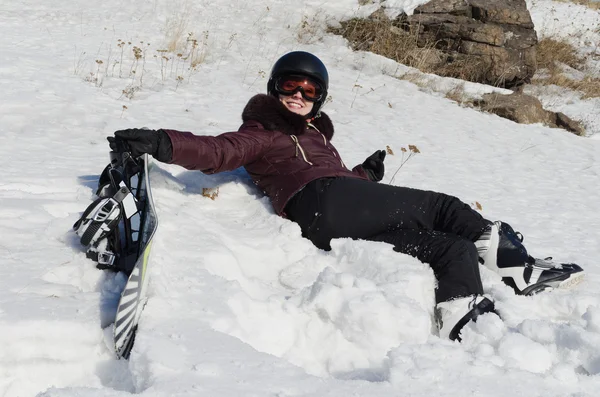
387,144,421,185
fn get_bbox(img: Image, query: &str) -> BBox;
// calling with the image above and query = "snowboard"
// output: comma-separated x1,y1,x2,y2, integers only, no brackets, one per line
74,151,158,359
111,152,158,359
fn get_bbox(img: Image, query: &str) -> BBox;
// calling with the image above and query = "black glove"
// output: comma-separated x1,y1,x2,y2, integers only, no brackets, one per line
362,150,386,182
107,128,173,163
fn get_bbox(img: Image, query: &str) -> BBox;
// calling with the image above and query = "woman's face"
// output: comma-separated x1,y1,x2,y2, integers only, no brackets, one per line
279,91,314,117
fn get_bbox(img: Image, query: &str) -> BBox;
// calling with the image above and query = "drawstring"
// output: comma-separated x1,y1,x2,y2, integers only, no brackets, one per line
307,122,321,136
307,123,328,146
290,135,313,165
336,150,346,168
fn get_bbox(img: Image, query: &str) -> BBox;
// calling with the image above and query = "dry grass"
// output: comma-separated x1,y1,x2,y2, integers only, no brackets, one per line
328,17,427,67
396,71,482,108
435,55,488,84
534,74,600,99
396,71,431,88
554,0,600,10
536,38,585,70
187,31,210,68
164,2,191,53
297,14,326,44
535,38,600,98
202,187,219,200
444,83,476,106
329,16,491,83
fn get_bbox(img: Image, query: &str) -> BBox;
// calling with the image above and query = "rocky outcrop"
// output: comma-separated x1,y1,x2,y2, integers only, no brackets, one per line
475,93,584,135
399,0,538,87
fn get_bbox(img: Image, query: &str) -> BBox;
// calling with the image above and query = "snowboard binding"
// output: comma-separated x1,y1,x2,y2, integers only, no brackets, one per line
74,148,145,275
477,221,585,296
436,295,497,341
514,257,585,296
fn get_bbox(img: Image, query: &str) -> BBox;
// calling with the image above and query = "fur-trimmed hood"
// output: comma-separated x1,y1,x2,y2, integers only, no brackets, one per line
241,94,334,140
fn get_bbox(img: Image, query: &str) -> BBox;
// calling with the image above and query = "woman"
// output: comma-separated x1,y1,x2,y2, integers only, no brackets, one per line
108,51,583,341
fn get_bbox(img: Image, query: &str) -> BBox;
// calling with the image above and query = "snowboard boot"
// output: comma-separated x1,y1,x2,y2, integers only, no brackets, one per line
475,221,584,295
435,295,496,341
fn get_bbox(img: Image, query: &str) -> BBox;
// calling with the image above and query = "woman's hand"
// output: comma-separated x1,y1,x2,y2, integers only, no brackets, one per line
362,150,386,182
107,129,172,162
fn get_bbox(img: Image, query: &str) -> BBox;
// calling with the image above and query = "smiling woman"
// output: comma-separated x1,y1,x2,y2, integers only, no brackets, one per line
107,51,584,343
267,52,328,119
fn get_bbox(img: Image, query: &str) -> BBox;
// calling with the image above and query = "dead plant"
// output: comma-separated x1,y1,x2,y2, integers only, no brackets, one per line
536,38,584,71
328,17,441,73
329,16,491,83
534,74,600,99
444,83,476,106
387,144,421,185
164,3,191,53
534,38,600,98
554,0,600,10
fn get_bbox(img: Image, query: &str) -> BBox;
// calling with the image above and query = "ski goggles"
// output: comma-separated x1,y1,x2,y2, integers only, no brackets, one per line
274,75,324,102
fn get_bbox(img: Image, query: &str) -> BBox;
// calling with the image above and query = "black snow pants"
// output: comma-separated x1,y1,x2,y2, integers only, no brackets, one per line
284,177,491,303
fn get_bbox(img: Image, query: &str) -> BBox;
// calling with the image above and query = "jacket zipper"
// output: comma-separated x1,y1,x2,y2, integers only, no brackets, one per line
290,135,314,165
306,122,346,168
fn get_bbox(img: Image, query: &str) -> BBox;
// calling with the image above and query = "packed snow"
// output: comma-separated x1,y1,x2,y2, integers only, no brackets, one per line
1,0,599,396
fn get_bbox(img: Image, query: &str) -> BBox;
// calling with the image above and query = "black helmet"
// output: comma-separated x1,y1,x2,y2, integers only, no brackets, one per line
267,51,329,117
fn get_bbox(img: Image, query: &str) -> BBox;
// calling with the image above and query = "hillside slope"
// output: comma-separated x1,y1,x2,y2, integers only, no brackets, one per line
1,0,599,396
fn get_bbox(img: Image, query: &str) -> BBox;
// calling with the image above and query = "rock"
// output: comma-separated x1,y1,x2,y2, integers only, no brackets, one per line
501,25,537,49
367,7,388,22
469,0,534,28
475,93,585,135
401,0,538,87
414,0,470,15
459,41,536,85
477,92,549,124
408,14,505,46
553,112,585,136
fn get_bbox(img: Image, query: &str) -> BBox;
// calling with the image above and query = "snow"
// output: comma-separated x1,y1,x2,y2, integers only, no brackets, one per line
382,0,432,17
527,0,600,47
1,0,599,396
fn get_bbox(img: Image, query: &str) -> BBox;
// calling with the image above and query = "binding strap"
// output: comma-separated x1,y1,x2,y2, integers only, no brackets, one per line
73,185,136,269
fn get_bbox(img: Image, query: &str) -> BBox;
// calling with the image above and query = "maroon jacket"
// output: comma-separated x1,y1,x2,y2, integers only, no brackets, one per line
163,94,369,217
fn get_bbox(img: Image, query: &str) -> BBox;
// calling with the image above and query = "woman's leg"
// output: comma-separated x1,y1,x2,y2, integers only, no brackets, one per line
286,177,486,301
286,177,496,339
370,229,483,303
286,177,490,247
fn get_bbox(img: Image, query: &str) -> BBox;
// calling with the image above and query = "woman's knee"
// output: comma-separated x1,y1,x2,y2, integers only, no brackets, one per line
456,239,479,264
437,238,479,270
